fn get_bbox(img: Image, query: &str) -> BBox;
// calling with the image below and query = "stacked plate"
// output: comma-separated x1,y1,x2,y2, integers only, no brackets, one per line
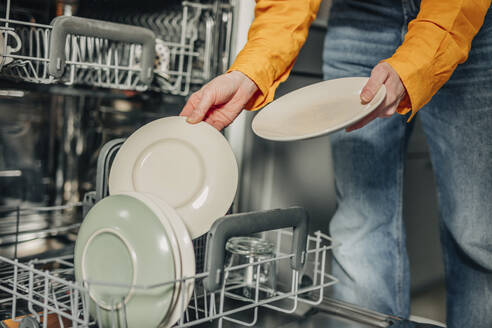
74,116,238,327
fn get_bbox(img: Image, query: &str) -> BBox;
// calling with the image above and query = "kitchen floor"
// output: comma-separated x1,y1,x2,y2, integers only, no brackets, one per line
411,280,446,324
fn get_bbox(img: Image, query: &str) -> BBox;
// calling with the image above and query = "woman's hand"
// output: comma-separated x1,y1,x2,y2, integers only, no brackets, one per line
346,62,407,132
180,70,259,131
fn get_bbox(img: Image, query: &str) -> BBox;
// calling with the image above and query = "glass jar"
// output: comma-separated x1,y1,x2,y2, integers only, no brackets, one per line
225,236,276,299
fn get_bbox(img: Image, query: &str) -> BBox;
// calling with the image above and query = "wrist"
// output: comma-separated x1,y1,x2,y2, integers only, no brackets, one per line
228,70,258,96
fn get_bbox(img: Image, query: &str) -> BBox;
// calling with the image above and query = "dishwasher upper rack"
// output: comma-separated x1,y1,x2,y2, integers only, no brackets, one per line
0,0,233,95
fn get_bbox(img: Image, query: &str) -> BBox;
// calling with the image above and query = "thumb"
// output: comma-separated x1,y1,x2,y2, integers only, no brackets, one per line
361,64,388,104
187,89,215,124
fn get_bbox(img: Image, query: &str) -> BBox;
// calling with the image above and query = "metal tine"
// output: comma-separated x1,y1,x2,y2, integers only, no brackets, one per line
126,43,136,84
148,13,160,33
120,297,128,328
96,39,103,84
86,35,94,64
104,40,112,81
110,304,116,328
203,283,209,318
168,13,178,43
43,274,48,328
69,284,76,326
209,292,215,319
155,14,167,39
11,260,18,322
69,35,79,83
114,47,119,86
51,285,65,328
83,288,90,325
42,28,50,79
27,264,41,322
95,288,103,327
163,13,174,42
138,13,148,30
312,231,322,286
174,12,184,42
129,14,139,28
185,305,190,323
79,36,86,62
192,282,199,320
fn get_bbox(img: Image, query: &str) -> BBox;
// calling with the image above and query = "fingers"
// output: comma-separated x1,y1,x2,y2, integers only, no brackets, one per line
186,88,215,124
179,71,258,128
379,106,396,118
346,104,382,132
205,113,234,131
179,91,200,118
205,100,244,131
346,94,399,132
347,62,406,132
360,64,389,104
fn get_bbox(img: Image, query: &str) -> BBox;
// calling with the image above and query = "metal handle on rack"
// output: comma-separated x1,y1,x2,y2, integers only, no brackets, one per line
203,207,309,292
49,16,156,85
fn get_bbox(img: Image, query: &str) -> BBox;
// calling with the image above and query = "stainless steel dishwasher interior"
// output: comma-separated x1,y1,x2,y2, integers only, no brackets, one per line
0,0,234,259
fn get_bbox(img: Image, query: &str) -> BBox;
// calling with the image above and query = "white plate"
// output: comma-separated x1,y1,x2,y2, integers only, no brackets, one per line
109,116,238,238
251,77,386,141
145,193,195,328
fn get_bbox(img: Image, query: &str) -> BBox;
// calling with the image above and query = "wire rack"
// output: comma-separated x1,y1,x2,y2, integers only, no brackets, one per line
0,203,82,258
0,137,339,327
0,227,337,328
0,0,233,95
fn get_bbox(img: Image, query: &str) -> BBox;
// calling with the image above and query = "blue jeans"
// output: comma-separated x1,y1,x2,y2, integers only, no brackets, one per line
322,0,492,326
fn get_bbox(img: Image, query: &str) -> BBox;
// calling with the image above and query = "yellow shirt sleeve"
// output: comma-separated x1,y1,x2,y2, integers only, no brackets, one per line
227,0,322,111
384,0,491,120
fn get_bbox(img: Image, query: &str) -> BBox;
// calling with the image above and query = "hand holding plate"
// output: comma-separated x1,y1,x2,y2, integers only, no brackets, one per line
346,62,407,132
180,71,258,131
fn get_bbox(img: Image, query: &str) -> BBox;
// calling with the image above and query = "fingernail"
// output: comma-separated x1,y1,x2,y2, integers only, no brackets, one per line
360,91,371,102
186,116,195,123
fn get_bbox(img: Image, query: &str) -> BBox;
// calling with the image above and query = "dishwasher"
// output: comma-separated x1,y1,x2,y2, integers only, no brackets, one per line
0,0,444,327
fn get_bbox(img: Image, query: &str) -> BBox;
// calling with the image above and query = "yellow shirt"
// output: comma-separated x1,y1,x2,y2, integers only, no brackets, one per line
228,0,491,119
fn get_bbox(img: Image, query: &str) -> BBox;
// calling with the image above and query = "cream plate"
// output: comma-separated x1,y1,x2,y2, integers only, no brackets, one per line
109,116,238,238
144,193,196,327
251,77,386,141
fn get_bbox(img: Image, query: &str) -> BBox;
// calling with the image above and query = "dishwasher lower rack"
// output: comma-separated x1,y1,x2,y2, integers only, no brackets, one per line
0,228,337,328
0,0,233,95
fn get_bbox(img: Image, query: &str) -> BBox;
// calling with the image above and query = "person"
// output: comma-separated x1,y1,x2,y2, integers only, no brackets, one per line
180,0,492,326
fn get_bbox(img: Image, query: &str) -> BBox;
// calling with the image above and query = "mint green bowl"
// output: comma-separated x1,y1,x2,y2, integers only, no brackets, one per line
74,194,176,327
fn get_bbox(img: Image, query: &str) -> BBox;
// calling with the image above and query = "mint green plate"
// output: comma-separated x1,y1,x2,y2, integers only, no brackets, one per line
74,194,176,327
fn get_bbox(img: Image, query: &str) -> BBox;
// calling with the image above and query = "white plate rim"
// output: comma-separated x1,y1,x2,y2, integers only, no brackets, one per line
251,77,387,142
144,193,196,327
108,116,238,238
